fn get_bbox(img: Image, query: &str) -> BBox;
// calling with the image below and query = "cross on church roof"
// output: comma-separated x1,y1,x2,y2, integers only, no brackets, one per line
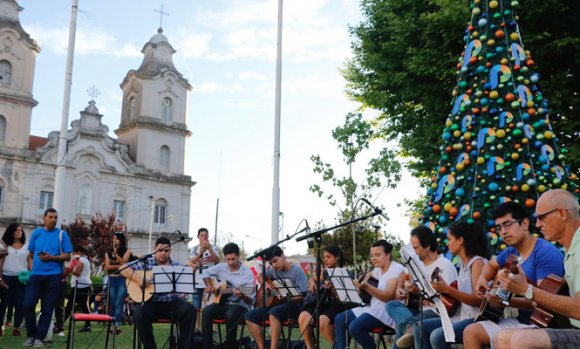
87,85,100,100
154,4,170,29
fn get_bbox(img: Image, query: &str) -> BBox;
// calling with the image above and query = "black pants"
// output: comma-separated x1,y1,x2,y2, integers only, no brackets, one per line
202,303,247,349
133,298,197,349
64,286,92,328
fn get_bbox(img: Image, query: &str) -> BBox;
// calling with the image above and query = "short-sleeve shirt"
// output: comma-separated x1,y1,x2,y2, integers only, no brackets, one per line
352,261,406,328
421,255,459,312
496,237,565,323
71,256,92,288
202,262,256,310
132,256,183,302
28,227,73,276
564,227,580,328
266,263,308,294
190,244,220,288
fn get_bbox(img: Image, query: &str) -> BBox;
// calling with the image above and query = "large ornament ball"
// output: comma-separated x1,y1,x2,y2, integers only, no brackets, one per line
473,7,481,15
510,32,519,41
511,101,521,109
496,129,506,138
522,184,530,192
479,18,487,27
456,188,465,197
511,153,519,160
449,207,459,217
477,157,485,165
439,216,447,224
524,198,535,208
489,182,499,192
544,131,554,139
432,204,441,214
456,163,465,171
495,30,505,39
490,91,499,99
538,185,546,192
531,74,539,83
489,0,499,9
444,203,452,212
473,211,481,219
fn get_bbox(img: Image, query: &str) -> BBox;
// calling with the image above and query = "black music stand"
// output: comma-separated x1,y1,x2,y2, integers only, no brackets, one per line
326,267,365,306
152,266,195,349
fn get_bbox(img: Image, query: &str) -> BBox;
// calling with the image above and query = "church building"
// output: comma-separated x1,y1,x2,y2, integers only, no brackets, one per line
0,0,195,262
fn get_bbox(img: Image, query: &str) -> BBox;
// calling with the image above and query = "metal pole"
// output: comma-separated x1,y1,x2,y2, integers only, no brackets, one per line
53,0,78,221
271,0,283,244
148,196,155,253
213,198,219,246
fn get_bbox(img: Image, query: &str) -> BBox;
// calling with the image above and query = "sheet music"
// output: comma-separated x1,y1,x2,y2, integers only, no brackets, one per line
272,278,301,297
326,268,364,305
152,266,195,294
400,246,455,342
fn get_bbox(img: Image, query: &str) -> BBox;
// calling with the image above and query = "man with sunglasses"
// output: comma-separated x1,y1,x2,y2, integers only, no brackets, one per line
463,201,565,348
493,189,580,348
122,237,196,349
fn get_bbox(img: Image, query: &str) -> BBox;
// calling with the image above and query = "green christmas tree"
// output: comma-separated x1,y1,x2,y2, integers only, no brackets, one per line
421,0,578,256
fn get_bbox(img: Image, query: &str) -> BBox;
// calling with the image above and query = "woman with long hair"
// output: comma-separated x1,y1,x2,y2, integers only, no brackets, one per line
298,245,351,349
0,223,28,336
334,240,406,349
412,221,490,349
104,232,131,334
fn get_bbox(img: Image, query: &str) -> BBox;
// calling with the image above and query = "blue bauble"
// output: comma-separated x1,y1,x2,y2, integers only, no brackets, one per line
456,188,465,197
488,182,499,192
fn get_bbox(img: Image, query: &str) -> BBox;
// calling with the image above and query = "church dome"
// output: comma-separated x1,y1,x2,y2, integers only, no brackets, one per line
148,27,168,45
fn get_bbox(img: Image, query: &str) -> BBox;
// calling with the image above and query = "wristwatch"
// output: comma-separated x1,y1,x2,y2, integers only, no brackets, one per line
524,284,534,300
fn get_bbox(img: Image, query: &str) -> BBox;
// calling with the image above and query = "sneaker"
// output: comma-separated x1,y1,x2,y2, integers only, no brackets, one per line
52,326,63,334
23,337,35,347
57,331,65,337
32,339,44,348
13,328,22,336
79,326,92,333
396,330,415,348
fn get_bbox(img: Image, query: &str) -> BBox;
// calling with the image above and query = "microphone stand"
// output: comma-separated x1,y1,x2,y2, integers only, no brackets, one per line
296,210,381,349
247,230,305,348
115,235,186,349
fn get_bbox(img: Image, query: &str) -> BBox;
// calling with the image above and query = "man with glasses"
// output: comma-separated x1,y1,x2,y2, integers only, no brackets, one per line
121,237,196,349
463,201,565,348
493,189,580,348
245,245,308,349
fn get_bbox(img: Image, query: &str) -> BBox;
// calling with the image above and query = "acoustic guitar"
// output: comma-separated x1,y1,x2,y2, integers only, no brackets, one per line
201,277,255,309
125,270,155,303
530,274,571,328
358,272,379,305
475,254,519,323
431,267,459,316
254,278,284,308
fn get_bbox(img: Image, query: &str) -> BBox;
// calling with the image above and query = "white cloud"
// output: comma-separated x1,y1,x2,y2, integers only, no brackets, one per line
224,101,257,109
239,71,268,81
195,82,245,94
179,32,212,58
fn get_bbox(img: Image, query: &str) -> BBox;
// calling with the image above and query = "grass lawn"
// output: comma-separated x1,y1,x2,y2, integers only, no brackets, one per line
0,323,355,349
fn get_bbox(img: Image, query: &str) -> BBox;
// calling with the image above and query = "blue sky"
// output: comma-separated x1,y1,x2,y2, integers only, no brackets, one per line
17,0,421,255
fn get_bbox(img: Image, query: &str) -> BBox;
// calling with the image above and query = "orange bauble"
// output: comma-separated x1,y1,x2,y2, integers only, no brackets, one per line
472,211,481,219
432,204,441,214
449,207,459,217
525,198,535,208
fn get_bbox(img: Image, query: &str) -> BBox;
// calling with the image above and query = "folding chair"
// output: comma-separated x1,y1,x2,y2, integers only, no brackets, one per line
212,318,247,349
66,281,116,349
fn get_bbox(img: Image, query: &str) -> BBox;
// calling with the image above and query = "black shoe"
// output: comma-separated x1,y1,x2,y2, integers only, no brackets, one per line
78,327,92,333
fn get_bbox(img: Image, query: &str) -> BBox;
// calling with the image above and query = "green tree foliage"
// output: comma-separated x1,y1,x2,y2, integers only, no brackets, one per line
344,0,579,177
310,112,403,268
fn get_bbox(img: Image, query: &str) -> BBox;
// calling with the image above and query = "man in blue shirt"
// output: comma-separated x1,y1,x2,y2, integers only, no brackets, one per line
23,208,73,347
122,237,196,349
463,201,565,348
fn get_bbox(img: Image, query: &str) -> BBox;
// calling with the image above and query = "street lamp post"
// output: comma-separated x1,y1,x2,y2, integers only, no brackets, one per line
148,196,155,253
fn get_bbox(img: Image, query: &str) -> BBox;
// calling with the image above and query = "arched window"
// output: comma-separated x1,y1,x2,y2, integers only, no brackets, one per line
0,115,6,142
154,198,167,224
79,183,93,215
128,97,136,120
161,97,172,122
160,145,170,169
0,60,12,86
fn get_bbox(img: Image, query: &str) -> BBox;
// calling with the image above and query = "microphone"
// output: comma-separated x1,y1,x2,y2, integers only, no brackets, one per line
302,221,315,249
361,198,389,221
175,230,187,244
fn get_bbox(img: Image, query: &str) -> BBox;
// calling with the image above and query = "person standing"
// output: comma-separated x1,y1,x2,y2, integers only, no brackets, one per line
0,223,28,336
189,227,219,329
104,232,131,334
64,246,93,332
22,208,73,348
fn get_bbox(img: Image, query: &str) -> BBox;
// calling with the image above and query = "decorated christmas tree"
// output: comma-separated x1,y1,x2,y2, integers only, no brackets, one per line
421,0,578,256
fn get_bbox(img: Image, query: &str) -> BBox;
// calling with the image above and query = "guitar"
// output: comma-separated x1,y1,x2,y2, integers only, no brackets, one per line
475,254,519,323
201,277,255,309
254,277,284,308
358,272,379,305
431,267,460,316
530,274,571,328
125,270,155,303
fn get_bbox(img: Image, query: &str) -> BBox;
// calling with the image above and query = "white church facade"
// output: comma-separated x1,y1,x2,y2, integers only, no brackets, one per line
0,0,194,262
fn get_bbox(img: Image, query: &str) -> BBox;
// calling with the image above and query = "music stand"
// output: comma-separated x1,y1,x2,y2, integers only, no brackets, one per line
326,268,365,306
272,278,302,298
152,266,195,349
399,246,455,347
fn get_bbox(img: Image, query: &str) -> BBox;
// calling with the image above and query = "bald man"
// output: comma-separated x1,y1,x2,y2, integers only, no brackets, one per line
494,189,580,349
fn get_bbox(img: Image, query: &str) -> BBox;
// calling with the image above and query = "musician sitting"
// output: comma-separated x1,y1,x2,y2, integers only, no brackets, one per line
494,189,580,349
200,242,255,349
334,240,405,349
420,221,491,349
298,245,352,349
120,237,196,349
244,245,308,349
463,201,565,349
385,226,458,349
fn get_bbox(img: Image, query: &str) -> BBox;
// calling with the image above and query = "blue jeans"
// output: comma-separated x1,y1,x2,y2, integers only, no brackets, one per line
334,310,386,349
108,276,126,325
429,317,474,349
23,274,63,340
386,301,438,349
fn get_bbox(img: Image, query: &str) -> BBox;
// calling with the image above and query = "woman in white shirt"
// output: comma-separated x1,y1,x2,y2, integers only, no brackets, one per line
0,223,28,336
64,246,93,332
334,240,405,349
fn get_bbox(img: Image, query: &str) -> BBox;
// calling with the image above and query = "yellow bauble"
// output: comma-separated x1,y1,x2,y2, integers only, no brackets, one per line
510,32,519,41
489,0,498,8
444,203,452,212
489,91,499,99
453,130,461,138
538,185,546,192
511,153,519,160
464,132,472,140
456,163,465,171
496,129,506,138
431,183,438,189
544,131,554,139
477,157,485,165
487,39,496,46
521,184,530,192
446,119,452,127
522,138,529,144
527,100,534,108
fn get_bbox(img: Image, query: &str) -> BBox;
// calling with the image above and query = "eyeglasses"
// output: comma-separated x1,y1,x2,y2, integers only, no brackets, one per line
494,219,522,232
536,208,560,222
